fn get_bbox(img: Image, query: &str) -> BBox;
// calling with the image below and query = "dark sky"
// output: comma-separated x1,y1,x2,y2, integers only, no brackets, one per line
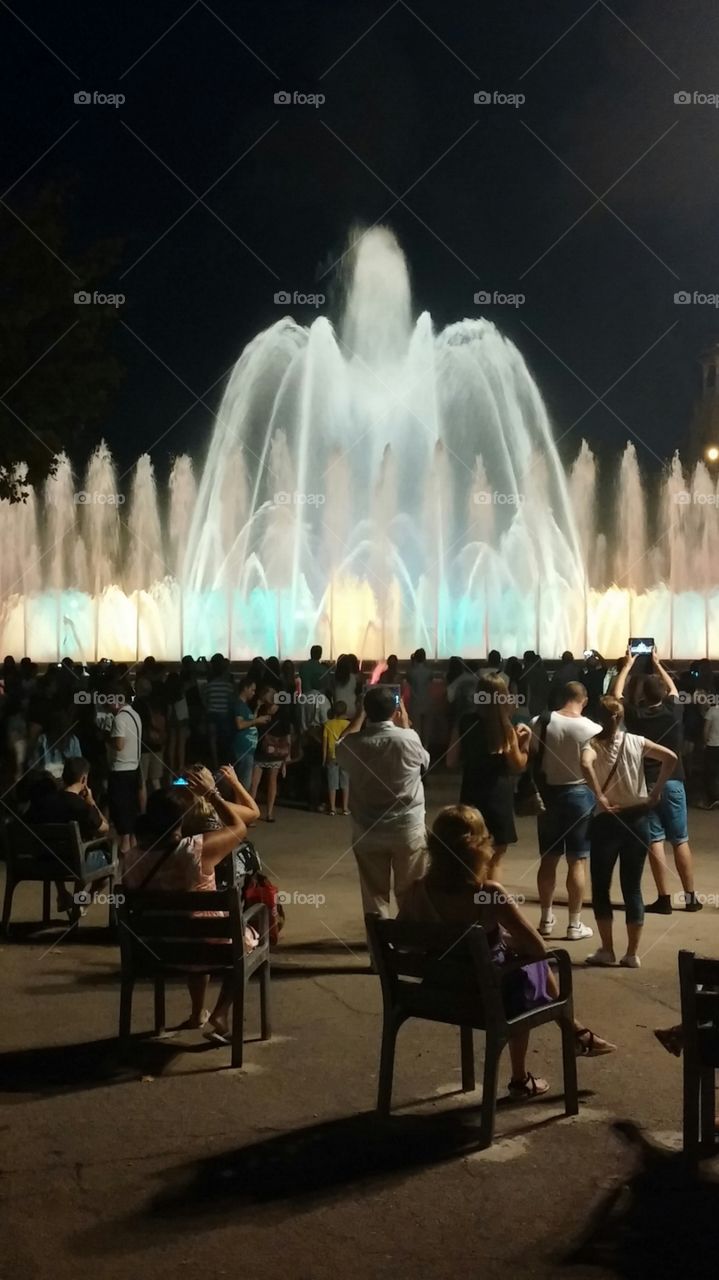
3,0,719,480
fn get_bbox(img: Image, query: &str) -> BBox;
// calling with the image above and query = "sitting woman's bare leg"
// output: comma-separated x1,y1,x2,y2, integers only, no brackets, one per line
184,974,209,1027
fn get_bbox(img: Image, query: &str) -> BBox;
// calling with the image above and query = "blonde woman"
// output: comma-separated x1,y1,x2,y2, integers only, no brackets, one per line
581,695,676,968
458,673,530,876
400,805,615,1099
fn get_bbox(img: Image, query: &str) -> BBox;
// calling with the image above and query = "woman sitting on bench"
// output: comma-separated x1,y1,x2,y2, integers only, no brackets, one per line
122,763,259,1044
400,805,616,1099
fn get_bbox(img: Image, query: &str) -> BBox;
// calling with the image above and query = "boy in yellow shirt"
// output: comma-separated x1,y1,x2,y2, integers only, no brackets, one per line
323,699,350,815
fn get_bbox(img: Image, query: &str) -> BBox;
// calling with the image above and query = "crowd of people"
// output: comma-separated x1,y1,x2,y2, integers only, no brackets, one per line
0,642,715,1090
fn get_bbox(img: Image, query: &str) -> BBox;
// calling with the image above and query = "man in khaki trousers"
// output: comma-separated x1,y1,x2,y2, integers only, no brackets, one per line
336,685,430,920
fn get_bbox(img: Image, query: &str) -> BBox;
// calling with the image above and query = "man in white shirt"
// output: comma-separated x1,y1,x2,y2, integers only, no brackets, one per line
108,694,143,852
531,680,601,942
337,685,430,924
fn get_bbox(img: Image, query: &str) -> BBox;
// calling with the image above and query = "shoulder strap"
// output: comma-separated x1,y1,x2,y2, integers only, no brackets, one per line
601,735,625,794
135,841,179,890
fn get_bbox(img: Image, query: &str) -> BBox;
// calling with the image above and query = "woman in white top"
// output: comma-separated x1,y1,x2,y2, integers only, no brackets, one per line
581,696,676,968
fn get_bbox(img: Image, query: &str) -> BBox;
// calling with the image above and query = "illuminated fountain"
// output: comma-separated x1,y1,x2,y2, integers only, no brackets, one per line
1,227,718,661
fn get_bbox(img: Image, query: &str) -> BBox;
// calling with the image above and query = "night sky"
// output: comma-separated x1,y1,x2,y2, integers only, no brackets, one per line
3,0,719,480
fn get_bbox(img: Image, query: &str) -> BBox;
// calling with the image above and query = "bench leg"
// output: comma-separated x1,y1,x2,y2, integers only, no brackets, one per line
119,978,134,1059
153,977,166,1034
231,972,245,1068
460,1026,475,1092
700,1065,715,1154
259,960,271,1040
683,1057,700,1171
1,876,16,935
479,1034,503,1149
377,1015,399,1116
560,1013,579,1116
42,881,51,924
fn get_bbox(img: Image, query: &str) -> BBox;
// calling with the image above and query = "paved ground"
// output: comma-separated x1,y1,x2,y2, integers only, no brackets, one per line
2,771,718,1280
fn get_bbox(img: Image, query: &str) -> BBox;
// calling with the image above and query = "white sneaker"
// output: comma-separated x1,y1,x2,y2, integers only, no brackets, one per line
566,921,593,941
585,947,617,966
620,953,641,969
538,914,555,937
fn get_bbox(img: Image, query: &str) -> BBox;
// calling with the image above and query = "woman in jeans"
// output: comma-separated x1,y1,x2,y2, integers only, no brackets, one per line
581,696,676,969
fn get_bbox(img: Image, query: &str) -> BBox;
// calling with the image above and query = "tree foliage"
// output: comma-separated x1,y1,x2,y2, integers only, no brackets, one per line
0,184,124,501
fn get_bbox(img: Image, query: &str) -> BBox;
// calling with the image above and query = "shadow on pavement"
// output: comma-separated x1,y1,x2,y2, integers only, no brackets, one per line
562,1121,719,1279
0,1033,232,1097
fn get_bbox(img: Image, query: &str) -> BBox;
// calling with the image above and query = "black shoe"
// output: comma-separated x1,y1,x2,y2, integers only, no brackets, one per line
644,898,673,915
685,897,704,912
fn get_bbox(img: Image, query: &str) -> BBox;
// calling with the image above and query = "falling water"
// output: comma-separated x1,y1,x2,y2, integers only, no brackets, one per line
1,227,719,659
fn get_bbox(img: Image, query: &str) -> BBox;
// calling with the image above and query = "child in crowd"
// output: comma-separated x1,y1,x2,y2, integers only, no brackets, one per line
323,699,350,815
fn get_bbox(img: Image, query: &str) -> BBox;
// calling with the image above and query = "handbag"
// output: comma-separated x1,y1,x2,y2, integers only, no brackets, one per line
514,714,549,816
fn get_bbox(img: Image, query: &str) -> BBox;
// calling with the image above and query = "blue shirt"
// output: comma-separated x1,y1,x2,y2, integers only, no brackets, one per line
234,699,258,758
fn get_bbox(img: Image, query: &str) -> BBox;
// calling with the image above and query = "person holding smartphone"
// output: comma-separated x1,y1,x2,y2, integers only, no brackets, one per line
613,647,702,913
336,685,429,929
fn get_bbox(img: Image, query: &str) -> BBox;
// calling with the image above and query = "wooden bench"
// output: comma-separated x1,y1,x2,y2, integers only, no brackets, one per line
1,819,117,933
366,914,578,1148
679,949,719,1168
117,887,271,1068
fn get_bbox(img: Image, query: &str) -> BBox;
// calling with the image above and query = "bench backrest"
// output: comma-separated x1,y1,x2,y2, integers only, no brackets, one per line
118,886,245,973
4,820,84,878
366,915,506,1031
679,949,719,1066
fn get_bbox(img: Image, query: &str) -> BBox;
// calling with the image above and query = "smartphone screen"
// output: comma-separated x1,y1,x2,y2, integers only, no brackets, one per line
628,637,654,656
387,684,402,707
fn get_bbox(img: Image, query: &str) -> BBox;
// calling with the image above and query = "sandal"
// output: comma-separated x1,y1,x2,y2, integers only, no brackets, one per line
202,1025,232,1046
575,1027,616,1057
654,1026,683,1057
507,1071,550,1100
